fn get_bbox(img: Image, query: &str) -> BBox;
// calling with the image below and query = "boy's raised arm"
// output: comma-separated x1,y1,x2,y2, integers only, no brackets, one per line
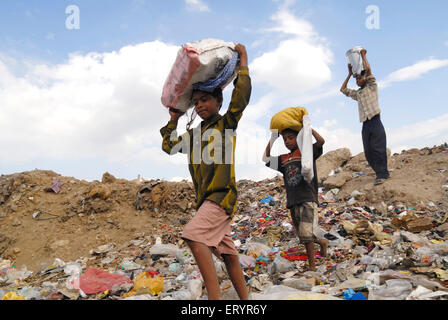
262,132,279,163
340,64,353,93
223,43,252,129
312,129,325,148
340,64,358,101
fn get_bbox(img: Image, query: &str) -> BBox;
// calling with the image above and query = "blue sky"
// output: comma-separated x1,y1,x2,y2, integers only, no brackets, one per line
0,0,447,182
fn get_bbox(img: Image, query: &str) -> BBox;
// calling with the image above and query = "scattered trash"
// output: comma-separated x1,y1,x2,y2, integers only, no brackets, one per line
0,143,447,300
123,272,164,298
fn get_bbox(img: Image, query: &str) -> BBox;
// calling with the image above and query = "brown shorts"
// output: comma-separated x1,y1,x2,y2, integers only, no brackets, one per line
290,202,319,244
181,200,239,259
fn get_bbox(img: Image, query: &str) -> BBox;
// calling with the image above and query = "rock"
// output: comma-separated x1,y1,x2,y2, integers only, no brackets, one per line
406,218,434,233
90,243,116,255
88,185,111,200
102,172,116,184
317,148,351,181
50,240,70,251
323,172,353,189
12,218,22,227
436,223,448,233
282,278,313,291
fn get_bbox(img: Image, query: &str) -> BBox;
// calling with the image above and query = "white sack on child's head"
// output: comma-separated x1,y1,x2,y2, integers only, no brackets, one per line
296,115,314,183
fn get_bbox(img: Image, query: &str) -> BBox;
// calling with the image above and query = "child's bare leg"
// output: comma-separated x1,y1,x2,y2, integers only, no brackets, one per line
186,240,221,300
317,238,329,257
305,242,316,271
222,254,249,300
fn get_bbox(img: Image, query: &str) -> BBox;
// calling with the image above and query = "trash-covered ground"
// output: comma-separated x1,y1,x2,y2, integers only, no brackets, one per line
1,144,448,300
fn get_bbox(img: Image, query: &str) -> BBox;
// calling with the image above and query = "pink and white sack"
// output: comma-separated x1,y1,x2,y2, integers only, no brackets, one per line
161,39,238,112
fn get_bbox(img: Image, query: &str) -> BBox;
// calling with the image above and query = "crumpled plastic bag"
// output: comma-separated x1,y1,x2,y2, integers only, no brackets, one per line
123,272,164,298
79,267,132,295
251,285,341,300
2,292,25,300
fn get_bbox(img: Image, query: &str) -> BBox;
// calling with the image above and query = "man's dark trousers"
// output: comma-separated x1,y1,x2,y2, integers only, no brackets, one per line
362,114,390,179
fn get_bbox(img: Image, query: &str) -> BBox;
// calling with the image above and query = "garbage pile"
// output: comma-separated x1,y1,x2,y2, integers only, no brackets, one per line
1,144,447,300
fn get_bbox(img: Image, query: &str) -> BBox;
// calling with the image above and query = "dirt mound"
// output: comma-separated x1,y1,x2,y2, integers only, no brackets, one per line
317,144,448,207
0,171,195,272
0,144,447,275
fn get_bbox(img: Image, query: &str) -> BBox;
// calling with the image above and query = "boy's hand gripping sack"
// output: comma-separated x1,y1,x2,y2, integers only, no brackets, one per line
161,38,240,112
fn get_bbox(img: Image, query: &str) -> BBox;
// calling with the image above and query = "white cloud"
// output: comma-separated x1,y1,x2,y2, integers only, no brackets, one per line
0,41,180,169
185,0,210,12
380,58,448,88
250,5,333,95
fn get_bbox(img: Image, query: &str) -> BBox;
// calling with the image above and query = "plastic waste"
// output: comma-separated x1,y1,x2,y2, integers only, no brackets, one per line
344,288,367,300
149,244,179,257
176,249,192,265
260,195,275,204
64,262,83,290
123,272,164,298
2,292,25,300
6,266,33,284
169,289,193,300
368,279,413,300
360,255,390,270
252,285,341,300
406,285,448,300
335,278,367,291
268,255,294,275
169,263,182,274
120,259,141,271
79,267,133,295
239,255,256,268
18,286,42,300
281,278,313,291
187,279,203,300
244,241,271,257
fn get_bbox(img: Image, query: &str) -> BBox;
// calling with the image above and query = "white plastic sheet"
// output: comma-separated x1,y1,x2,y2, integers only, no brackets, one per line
296,115,314,183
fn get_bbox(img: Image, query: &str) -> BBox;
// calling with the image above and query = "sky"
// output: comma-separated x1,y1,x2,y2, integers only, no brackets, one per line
0,0,447,182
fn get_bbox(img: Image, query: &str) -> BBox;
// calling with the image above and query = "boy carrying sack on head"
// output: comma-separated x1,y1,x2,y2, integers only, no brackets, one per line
160,44,251,300
263,111,328,271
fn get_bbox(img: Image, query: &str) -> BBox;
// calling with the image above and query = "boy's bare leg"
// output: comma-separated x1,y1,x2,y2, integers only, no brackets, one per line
186,240,221,300
306,239,329,271
317,238,329,257
222,254,249,300
305,242,317,271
